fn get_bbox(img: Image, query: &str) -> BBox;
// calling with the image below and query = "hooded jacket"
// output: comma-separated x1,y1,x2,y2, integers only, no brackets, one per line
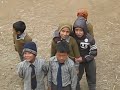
51,23,80,60
74,17,94,37
72,18,97,62
73,17,88,34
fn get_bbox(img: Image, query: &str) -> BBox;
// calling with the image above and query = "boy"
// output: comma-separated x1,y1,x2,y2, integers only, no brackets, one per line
48,41,77,90
17,42,48,90
13,21,32,61
75,8,94,37
72,17,97,90
51,23,81,62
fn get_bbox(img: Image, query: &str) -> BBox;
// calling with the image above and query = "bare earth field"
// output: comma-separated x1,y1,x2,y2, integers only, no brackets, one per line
0,0,120,90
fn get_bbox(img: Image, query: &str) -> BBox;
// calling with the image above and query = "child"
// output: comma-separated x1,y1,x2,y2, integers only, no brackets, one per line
75,8,94,37
13,21,32,61
48,41,77,90
17,42,48,90
51,22,81,62
72,17,97,90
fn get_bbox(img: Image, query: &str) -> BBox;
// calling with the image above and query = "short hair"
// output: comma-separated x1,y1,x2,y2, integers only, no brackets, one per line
13,21,26,33
56,40,69,53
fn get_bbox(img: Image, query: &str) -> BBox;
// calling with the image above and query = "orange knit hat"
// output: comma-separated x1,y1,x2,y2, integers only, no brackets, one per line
77,8,88,19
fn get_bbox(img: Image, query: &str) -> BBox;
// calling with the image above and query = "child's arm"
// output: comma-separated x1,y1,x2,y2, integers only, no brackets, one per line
84,38,97,62
13,33,17,51
87,22,94,37
17,62,24,78
71,38,83,63
48,87,51,90
51,40,56,57
70,65,78,90
47,61,52,90
14,44,17,51
42,60,49,76
72,38,81,58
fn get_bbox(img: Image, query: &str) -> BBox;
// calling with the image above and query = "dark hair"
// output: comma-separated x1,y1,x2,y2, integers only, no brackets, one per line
56,40,69,53
13,21,26,33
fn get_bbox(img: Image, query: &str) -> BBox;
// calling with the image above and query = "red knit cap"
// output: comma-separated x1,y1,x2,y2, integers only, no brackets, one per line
77,8,88,19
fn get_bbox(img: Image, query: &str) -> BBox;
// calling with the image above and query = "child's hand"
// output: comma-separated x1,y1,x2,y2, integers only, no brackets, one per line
75,57,83,63
48,87,51,90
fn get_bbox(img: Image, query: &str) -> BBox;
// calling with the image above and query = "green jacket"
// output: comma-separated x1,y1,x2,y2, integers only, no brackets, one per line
87,22,94,37
51,36,80,60
13,32,32,54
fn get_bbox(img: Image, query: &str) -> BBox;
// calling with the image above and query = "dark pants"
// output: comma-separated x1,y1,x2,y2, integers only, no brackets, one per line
76,60,96,90
52,83,71,90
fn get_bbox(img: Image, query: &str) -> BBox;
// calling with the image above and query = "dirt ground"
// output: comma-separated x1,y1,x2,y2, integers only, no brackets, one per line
0,0,120,90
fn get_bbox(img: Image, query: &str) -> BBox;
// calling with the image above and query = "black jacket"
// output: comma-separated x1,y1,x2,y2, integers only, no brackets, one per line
74,33,97,62
72,16,97,62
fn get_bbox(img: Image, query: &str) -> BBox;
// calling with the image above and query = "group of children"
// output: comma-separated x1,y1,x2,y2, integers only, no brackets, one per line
14,9,97,90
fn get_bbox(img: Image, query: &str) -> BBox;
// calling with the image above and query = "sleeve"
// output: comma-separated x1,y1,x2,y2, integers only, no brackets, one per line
12,32,16,43
53,30,59,38
72,38,80,58
51,40,57,57
87,22,94,37
70,65,78,90
17,62,24,78
13,33,17,51
84,38,97,62
42,60,49,76
47,61,52,88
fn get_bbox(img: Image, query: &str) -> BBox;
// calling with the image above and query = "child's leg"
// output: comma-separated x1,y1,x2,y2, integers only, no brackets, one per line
76,63,85,90
85,60,96,90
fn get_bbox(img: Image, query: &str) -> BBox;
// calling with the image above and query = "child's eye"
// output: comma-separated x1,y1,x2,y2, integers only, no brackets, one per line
66,31,70,33
62,30,65,32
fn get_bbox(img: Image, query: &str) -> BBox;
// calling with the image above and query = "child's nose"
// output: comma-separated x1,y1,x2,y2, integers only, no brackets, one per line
60,56,64,60
63,32,67,35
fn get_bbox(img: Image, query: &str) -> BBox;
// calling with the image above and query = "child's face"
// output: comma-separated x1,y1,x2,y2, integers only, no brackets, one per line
74,27,84,38
59,27,70,39
13,28,21,35
23,52,36,63
56,52,68,63
12,28,16,34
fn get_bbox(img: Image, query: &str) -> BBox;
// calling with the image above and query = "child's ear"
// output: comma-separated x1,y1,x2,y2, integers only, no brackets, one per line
17,31,21,35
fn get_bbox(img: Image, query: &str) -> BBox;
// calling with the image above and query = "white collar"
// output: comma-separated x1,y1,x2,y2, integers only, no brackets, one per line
16,32,26,40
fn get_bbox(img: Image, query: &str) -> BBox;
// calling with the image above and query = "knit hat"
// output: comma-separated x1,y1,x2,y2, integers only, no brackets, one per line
73,17,88,34
58,23,72,33
77,8,88,19
23,42,37,55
